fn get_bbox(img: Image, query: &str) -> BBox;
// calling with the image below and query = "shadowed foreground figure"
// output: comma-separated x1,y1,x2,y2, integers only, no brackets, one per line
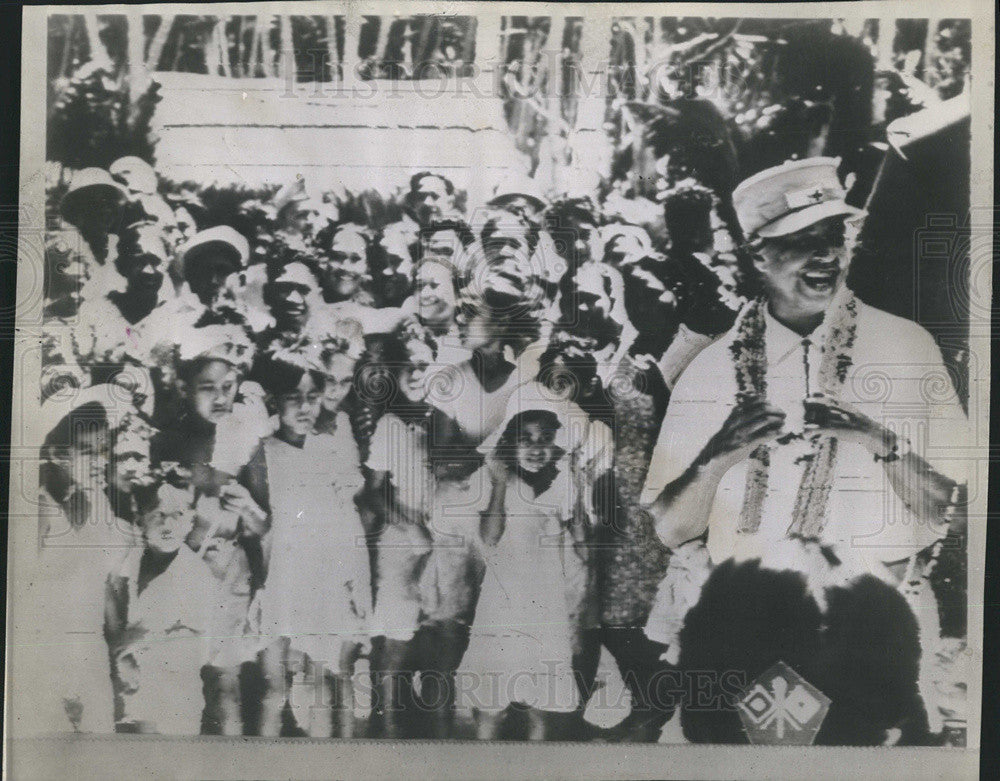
677,540,928,746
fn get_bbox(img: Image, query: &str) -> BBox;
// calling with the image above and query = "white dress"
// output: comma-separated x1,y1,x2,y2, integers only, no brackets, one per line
258,416,372,660
458,471,579,714
365,412,434,641
24,488,139,734
110,545,218,734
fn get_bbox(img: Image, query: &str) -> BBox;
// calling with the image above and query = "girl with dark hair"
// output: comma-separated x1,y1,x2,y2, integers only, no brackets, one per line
435,267,546,443
361,325,445,737
31,387,148,735
240,349,371,738
458,409,586,740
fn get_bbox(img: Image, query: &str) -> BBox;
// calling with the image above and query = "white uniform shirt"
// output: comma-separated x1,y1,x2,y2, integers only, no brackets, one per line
641,299,968,576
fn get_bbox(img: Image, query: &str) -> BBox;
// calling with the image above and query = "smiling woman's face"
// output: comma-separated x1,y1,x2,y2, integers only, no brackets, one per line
268,281,312,329
416,261,456,328
319,230,369,300
754,216,851,327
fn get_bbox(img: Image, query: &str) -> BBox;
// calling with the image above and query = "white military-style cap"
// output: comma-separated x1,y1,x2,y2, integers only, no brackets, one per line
733,157,865,239
109,156,158,195
179,226,250,277
487,171,548,211
60,168,127,224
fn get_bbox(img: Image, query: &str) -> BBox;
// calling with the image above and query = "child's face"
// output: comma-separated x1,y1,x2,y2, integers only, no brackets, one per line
321,353,355,413
52,424,110,489
277,372,323,439
111,446,150,492
399,340,434,402
515,421,557,473
186,359,238,424
142,507,190,554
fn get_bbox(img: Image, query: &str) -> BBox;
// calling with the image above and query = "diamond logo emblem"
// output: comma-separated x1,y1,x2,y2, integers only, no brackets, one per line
737,661,831,745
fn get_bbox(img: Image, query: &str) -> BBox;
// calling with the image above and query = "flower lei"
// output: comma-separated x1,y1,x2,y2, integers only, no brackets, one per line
729,287,859,538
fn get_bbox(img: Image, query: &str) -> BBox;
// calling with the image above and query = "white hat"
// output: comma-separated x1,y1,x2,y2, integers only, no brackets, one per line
271,261,316,288
179,226,250,277
41,383,136,437
177,323,255,372
488,171,548,211
733,157,865,239
60,168,127,224
109,156,158,195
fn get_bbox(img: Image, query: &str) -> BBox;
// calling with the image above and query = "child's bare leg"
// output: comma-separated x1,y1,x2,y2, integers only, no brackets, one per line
372,637,415,739
473,708,505,740
259,639,289,737
308,643,360,738
526,707,551,741
211,665,244,736
304,654,333,738
333,642,362,739
415,621,468,739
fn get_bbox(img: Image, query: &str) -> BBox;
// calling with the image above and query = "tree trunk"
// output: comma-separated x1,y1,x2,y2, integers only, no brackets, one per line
145,13,175,71
262,15,278,77
876,17,896,70
342,10,361,85
203,17,220,75
546,16,566,128
219,17,233,77
279,14,294,83
126,11,149,95
544,15,567,192
82,12,113,70
326,15,340,81
247,16,261,77
923,17,940,88
234,16,244,78
58,15,75,78
374,15,393,68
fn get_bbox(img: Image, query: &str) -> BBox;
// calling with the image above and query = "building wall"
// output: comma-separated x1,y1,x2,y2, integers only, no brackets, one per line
151,71,528,203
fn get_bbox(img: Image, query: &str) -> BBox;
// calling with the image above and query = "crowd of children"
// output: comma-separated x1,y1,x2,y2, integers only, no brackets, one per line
32,150,960,744
36,156,741,740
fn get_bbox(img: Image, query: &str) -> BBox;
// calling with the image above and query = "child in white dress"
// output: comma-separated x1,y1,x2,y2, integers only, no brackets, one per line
104,482,219,734
241,348,371,737
460,409,588,740
30,387,143,735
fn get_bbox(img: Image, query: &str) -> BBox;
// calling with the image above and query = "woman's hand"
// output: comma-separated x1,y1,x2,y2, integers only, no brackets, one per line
219,482,268,535
803,394,897,456
201,537,238,578
486,456,509,486
697,399,787,471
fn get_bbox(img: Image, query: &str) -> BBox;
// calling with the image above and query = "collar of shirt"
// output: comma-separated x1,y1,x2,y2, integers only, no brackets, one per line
763,304,814,370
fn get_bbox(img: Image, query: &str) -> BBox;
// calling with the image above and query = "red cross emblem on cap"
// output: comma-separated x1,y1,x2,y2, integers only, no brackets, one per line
807,187,825,203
